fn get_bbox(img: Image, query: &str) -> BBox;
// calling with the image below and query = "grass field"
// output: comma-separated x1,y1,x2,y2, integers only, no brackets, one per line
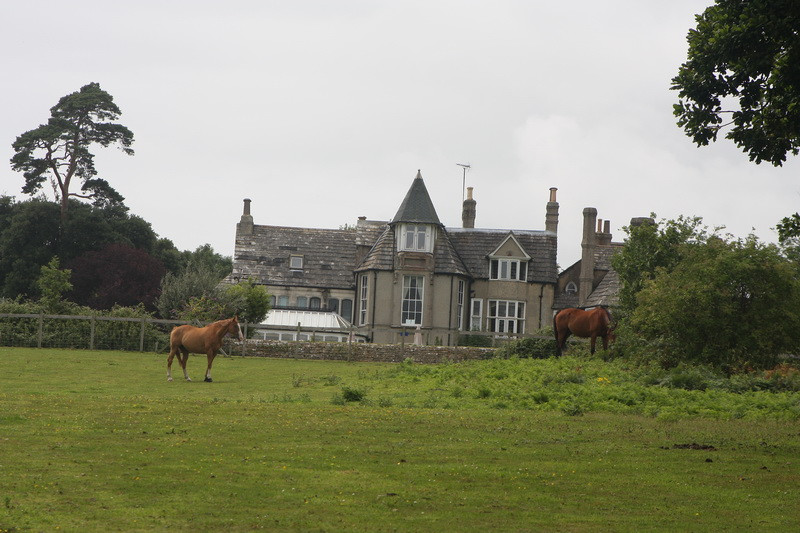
1,347,799,531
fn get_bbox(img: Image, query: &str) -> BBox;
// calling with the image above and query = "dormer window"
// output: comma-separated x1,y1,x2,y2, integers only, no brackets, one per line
399,224,433,252
289,255,304,270
490,258,528,281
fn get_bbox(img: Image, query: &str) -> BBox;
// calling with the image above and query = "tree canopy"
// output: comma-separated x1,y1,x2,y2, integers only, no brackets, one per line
672,0,800,166
10,82,134,222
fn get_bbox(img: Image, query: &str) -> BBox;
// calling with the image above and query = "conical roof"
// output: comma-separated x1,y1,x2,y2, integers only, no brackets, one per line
391,170,441,225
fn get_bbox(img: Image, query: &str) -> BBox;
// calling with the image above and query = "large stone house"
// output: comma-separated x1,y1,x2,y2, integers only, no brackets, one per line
226,170,627,344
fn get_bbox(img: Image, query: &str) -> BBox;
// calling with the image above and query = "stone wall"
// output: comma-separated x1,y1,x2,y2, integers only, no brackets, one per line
230,339,496,364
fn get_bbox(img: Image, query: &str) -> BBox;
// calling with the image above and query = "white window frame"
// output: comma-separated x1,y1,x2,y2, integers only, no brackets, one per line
470,298,483,331
398,224,433,252
401,275,425,325
487,299,526,334
490,258,527,281
359,275,368,325
565,281,577,295
290,255,304,270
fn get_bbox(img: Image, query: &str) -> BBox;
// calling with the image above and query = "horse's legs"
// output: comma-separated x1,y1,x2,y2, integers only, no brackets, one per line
167,349,176,381
590,335,597,355
179,348,191,381
204,352,216,382
602,335,609,351
555,330,569,357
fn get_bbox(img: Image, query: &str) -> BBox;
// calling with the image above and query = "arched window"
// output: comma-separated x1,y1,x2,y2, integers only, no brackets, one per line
340,299,353,322
328,298,340,313
296,296,308,308
310,297,321,309
565,282,577,295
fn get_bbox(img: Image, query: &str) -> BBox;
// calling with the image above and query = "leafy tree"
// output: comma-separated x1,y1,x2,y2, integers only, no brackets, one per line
67,244,165,310
0,199,61,298
10,82,134,223
0,197,180,299
156,263,224,319
672,0,800,166
181,244,233,279
611,215,711,316
36,256,73,313
628,235,800,371
225,280,271,324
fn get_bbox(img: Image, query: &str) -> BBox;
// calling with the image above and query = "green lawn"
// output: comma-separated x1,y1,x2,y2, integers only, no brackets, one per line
1,348,798,531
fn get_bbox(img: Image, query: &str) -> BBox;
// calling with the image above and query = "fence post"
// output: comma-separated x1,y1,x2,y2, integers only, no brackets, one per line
139,317,146,352
89,315,96,350
242,322,248,356
37,313,43,348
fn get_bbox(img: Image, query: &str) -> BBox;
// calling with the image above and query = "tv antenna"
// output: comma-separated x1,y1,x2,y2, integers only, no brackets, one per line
457,163,471,202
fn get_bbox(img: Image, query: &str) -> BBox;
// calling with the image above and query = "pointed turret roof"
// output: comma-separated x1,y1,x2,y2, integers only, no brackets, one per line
391,170,441,225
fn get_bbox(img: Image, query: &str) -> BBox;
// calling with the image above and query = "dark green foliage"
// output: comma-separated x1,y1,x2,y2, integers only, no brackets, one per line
457,334,493,347
672,0,800,166
10,83,134,221
0,197,184,302
628,236,800,372
495,337,557,359
611,215,710,317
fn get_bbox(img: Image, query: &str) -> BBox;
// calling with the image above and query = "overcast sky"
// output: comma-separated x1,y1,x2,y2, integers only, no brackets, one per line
2,1,798,269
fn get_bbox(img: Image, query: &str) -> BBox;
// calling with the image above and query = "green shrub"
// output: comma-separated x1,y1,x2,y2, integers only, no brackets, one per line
495,337,557,359
458,334,493,347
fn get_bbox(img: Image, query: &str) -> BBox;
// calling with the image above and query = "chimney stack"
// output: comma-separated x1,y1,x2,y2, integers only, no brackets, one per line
545,187,559,233
579,207,597,306
462,186,476,228
238,198,254,235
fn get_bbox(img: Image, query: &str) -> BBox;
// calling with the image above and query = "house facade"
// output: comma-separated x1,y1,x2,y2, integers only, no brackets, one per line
226,170,561,345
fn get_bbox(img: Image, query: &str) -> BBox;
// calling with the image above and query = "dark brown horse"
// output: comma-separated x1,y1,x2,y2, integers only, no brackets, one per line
554,307,615,356
167,316,244,382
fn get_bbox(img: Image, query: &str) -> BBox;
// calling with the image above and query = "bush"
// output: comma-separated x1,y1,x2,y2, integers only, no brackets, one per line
457,334,493,347
495,337,557,359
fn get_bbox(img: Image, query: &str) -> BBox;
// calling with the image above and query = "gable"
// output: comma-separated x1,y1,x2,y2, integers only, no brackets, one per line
488,233,531,260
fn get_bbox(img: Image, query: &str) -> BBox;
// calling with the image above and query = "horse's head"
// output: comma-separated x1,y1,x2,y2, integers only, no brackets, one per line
227,315,245,341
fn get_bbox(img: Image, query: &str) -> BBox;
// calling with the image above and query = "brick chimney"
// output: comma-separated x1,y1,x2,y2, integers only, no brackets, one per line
545,187,559,233
579,207,597,306
238,198,254,235
462,187,476,228
596,219,612,245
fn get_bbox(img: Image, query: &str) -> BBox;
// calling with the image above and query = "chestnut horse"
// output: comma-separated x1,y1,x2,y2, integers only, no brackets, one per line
554,307,615,356
167,316,244,382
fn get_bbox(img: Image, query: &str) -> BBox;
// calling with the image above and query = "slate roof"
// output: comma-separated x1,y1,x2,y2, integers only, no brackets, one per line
354,225,470,276
447,228,558,283
391,171,442,225
229,225,357,289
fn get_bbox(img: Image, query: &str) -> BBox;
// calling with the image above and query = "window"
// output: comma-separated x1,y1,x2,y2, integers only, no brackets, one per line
296,296,308,308
399,224,433,252
340,299,353,323
277,295,289,307
489,258,527,281
290,255,303,270
401,275,424,325
487,300,525,334
359,275,368,325
565,281,577,295
328,298,339,314
457,280,465,330
470,299,483,331
309,297,321,310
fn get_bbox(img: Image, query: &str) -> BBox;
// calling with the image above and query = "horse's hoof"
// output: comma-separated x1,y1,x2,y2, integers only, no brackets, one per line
186,378,192,382
204,377,213,382
167,377,173,382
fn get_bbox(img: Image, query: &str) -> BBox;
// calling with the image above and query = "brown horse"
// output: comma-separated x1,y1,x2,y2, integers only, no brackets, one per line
167,316,244,382
554,307,615,356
